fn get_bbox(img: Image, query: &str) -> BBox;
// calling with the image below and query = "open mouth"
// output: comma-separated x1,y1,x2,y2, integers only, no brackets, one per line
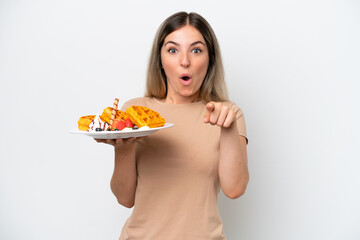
180,74,192,82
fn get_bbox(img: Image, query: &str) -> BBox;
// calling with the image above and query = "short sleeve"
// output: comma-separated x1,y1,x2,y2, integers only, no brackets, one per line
226,102,248,144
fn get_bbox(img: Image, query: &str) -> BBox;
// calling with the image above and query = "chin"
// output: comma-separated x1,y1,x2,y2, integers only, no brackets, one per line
179,92,197,98
179,88,198,96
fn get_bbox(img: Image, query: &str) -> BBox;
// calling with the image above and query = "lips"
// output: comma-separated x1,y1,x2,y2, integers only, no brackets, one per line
179,73,192,85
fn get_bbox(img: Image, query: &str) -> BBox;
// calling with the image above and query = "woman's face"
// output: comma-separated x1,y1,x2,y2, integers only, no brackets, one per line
161,25,209,103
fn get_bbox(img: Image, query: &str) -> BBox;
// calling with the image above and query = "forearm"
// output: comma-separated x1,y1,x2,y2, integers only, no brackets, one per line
110,144,138,208
219,121,249,199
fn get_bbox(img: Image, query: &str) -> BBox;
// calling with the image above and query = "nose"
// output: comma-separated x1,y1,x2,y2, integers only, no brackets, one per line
180,52,190,67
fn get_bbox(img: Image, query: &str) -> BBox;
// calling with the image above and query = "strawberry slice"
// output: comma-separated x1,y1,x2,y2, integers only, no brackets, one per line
125,118,134,128
112,119,126,131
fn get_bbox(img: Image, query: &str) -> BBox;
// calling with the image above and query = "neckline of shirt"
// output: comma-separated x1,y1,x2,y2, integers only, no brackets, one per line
151,97,205,107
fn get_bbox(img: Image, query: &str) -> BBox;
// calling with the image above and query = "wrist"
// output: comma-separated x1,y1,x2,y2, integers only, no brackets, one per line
114,142,136,154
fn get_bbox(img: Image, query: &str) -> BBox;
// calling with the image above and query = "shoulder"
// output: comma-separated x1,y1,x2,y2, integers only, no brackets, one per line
221,101,245,117
221,101,248,142
121,97,156,110
123,97,148,106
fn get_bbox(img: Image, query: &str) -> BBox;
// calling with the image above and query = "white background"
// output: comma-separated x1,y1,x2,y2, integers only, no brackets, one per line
1,0,359,239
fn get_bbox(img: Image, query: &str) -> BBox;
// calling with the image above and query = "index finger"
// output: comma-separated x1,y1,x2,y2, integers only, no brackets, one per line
204,102,214,123
205,102,215,112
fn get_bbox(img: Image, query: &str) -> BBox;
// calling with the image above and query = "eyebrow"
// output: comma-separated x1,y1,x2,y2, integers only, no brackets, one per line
164,40,206,47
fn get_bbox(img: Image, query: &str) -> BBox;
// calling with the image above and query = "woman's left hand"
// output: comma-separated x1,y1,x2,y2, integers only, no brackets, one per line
203,102,235,128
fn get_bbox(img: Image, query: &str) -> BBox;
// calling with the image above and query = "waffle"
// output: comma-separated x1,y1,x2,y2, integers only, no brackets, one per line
78,115,96,131
78,114,109,131
125,106,165,128
100,107,129,124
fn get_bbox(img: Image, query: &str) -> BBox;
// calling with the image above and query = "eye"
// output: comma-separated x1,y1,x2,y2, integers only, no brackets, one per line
192,48,202,54
168,48,177,54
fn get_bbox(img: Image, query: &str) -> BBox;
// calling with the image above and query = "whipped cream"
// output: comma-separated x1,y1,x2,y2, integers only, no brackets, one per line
121,127,134,132
118,126,150,132
88,114,108,132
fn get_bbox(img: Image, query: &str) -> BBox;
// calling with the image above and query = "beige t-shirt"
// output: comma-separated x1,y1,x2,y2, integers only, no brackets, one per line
119,97,247,240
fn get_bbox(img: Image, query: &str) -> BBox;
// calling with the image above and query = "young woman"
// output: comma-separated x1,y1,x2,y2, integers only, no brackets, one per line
96,11,249,240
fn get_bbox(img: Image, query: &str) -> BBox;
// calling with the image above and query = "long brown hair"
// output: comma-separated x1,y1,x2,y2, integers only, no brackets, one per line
145,12,228,103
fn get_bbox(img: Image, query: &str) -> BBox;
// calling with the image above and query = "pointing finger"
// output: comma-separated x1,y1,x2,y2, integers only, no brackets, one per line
209,103,222,125
206,102,215,112
204,102,214,123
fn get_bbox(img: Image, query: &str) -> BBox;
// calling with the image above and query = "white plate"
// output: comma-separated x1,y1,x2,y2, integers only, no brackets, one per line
69,123,174,139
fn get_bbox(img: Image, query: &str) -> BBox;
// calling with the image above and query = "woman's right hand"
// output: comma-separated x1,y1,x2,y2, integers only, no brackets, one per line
95,137,141,208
